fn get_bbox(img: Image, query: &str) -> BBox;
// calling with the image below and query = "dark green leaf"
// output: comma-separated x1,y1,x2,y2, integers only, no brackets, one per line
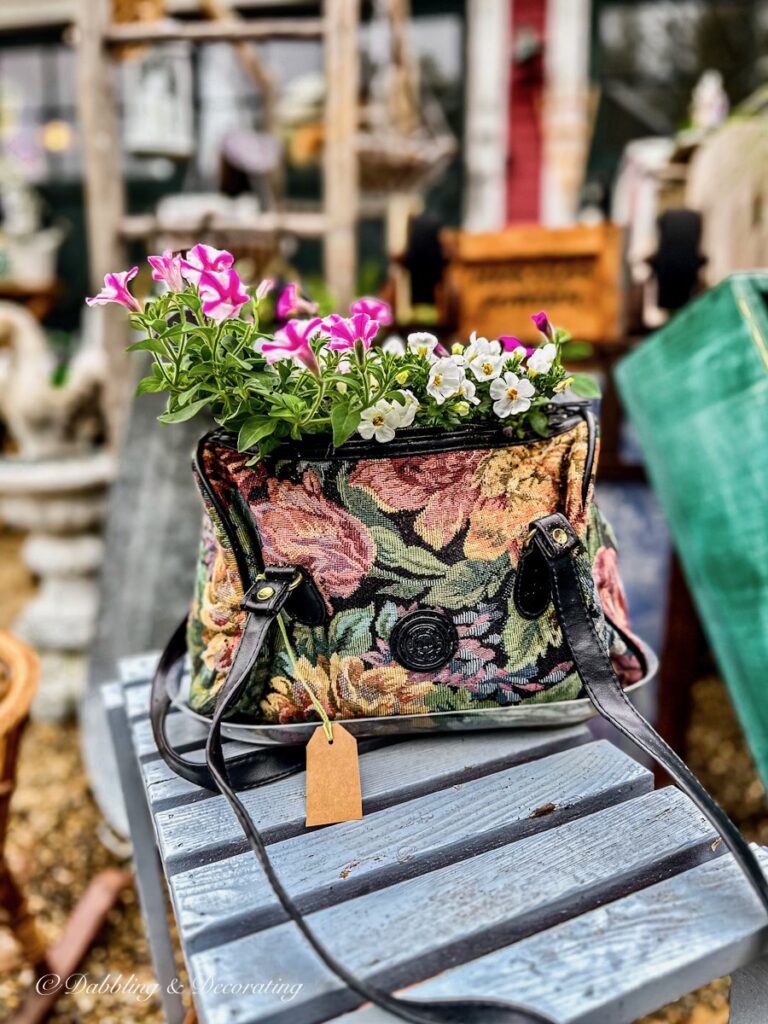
331,403,361,447
126,337,168,355
528,409,549,437
136,375,167,396
237,415,277,451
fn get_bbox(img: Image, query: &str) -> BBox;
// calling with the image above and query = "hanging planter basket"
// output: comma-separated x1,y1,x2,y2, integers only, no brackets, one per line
358,0,456,196
357,130,456,196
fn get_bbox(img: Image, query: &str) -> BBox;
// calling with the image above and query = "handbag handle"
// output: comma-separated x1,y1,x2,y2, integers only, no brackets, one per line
150,515,768,1024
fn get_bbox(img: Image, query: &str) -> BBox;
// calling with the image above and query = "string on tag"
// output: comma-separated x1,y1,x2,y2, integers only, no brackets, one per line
276,611,334,744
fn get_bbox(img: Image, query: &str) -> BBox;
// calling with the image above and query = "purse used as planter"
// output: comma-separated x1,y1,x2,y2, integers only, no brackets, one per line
151,404,768,1024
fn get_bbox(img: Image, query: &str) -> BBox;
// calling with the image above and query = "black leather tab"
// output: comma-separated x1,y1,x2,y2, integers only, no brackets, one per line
513,543,552,619
514,513,578,618
242,567,299,615
528,512,580,560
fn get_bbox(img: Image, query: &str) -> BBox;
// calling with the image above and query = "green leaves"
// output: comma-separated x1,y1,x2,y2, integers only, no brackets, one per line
135,375,167,396
126,337,168,356
528,408,550,437
328,606,374,656
237,415,277,451
569,373,601,398
158,398,211,424
370,526,449,577
331,402,361,447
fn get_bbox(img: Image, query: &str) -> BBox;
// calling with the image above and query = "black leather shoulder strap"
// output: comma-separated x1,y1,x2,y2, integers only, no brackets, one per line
149,571,308,792
528,512,768,915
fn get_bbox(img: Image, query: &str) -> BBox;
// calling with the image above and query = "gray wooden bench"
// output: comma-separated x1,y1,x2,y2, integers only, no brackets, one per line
103,654,768,1024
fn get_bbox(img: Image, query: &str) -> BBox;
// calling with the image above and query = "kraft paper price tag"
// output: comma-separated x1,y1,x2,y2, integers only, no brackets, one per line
305,724,363,827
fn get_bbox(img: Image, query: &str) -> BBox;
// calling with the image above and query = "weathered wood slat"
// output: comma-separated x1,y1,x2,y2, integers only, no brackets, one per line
133,713,210,760
169,740,651,955
188,788,719,1024
119,652,161,686
105,18,326,46
124,681,151,721
152,728,590,872
337,848,768,1024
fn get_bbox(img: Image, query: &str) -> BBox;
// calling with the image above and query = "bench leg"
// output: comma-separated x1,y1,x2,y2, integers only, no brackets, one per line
730,956,768,1022
103,684,187,1024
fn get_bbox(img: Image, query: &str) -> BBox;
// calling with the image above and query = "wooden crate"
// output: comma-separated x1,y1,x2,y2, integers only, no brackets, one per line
443,223,624,343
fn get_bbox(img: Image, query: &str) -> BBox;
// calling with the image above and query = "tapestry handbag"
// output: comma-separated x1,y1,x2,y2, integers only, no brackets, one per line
150,407,768,1024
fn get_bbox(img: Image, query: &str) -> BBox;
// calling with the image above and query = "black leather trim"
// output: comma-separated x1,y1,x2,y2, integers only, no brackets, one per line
513,544,552,620
205,402,591,462
580,407,597,505
150,614,306,793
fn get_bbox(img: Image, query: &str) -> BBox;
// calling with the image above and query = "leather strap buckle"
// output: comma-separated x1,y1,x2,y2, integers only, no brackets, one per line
241,566,303,614
526,513,581,561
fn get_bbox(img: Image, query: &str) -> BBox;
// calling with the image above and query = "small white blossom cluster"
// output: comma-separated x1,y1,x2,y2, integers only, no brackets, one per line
358,390,419,442
357,330,560,443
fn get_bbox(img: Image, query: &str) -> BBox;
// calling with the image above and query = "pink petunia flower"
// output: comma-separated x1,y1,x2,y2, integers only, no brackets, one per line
350,296,393,325
261,317,322,375
198,268,250,322
328,312,380,351
147,250,185,293
276,282,319,319
86,267,141,312
180,244,234,286
255,278,275,301
531,311,554,340
500,335,533,356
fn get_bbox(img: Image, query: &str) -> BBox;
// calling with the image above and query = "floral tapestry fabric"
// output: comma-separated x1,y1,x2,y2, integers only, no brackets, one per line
187,421,643,722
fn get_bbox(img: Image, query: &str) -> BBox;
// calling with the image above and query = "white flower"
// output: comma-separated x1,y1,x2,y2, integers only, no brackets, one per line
468,351,503,382
381,334,406,356
455,376,480,405
527,343,557,374
464,333,503,381
464,332,501,364
357,399,402,443
426,357,463,405
489,372,536,418
407,332,439,360
393,389,419,427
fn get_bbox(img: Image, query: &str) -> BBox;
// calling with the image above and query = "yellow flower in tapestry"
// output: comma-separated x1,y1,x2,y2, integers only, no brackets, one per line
262,656,336,724
200,548,244,633
331,655,431,717
262,654,431,723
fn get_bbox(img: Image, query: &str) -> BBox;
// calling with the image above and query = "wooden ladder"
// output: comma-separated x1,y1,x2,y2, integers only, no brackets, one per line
75,0,360,437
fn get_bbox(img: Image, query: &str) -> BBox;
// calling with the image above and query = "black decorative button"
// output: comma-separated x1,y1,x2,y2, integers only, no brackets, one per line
390,610,459,672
